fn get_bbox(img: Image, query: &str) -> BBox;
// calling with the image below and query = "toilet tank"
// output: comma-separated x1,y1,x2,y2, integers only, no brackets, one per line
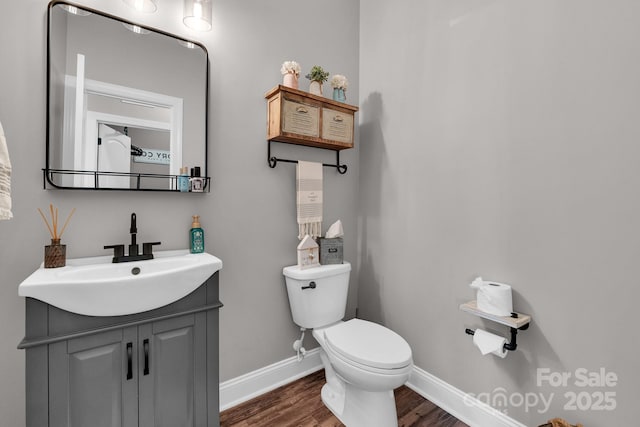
283,262,351,329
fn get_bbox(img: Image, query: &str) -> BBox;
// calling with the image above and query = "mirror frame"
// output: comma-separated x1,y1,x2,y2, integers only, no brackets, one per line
45,0,209,192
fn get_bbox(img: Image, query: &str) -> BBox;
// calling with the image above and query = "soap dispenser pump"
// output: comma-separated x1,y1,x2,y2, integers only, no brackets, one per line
190,215,204,254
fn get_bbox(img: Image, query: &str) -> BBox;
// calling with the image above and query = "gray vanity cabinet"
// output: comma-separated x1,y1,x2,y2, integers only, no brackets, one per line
20,273,221,427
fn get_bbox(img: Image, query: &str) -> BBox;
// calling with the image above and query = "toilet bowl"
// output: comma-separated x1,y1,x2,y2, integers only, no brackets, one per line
317,319,412,391
283,262,413,427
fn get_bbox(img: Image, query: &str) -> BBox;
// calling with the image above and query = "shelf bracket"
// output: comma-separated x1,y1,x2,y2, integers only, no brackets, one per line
268,140,348,174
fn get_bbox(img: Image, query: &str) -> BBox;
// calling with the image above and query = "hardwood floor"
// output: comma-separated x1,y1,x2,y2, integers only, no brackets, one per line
220,369,469,427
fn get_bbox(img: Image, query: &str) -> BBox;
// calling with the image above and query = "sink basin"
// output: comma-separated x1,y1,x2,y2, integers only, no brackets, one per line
18,250,223,316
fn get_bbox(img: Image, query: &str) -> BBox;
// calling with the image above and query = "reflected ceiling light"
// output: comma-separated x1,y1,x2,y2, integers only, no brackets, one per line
61,5,92,16
178,40,197,49
183,0,212,32
122,0,157,13
122,23,151,34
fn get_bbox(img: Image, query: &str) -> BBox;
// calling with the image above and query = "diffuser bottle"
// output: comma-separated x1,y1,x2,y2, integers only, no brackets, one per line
190,215,204,253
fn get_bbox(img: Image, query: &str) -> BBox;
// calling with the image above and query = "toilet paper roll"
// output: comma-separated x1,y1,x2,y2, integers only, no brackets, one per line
470,278,513,317
473,329,508,358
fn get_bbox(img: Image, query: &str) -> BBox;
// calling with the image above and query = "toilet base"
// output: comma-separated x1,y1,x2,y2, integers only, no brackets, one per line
314,330,404,427
321,381,398,427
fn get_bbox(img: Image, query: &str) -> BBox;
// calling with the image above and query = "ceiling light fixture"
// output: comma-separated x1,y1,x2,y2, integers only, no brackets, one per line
183,0,212,32
122,0,157,14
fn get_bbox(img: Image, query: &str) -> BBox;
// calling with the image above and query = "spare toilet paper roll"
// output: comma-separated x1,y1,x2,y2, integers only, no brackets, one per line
470,277,513,317
473,329,508,358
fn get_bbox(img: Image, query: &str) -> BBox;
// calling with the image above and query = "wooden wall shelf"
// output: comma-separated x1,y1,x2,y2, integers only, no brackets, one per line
459,300,531,329
265,85,359,151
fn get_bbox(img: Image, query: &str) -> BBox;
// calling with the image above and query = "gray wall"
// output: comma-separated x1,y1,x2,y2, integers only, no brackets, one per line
0,1,359,425
359,0,639,425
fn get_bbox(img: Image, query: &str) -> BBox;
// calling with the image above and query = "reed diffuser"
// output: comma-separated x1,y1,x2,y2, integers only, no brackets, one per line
38,204,75,268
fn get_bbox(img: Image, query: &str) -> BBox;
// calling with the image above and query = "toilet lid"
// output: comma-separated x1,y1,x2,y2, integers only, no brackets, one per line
324,319,412,370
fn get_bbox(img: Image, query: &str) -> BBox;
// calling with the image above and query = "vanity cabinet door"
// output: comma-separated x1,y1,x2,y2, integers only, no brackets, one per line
138,313,207,427
49,327,138,427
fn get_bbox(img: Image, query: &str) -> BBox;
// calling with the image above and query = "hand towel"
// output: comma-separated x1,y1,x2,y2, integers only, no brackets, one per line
0,121,12,220
296,161,322,239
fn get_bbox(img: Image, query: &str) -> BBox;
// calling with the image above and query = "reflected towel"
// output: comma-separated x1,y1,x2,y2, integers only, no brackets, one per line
296,161,322,239
0,121,12,220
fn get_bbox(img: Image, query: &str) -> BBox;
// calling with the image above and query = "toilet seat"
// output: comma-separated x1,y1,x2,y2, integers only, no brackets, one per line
323,319,412,370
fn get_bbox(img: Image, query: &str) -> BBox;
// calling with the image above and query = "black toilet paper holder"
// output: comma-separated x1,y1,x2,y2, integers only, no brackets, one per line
459,300,532,352
465,313,530,352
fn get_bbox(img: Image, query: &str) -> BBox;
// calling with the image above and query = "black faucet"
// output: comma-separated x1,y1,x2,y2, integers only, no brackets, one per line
104,213,161,263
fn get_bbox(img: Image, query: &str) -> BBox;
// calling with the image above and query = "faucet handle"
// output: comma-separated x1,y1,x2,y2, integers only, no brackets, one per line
142,242,162,256
104,244,125,259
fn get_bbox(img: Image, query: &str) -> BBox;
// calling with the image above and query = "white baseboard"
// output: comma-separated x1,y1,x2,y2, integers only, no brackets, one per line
219,347,323,411
220,352,525,427
406,365,526,427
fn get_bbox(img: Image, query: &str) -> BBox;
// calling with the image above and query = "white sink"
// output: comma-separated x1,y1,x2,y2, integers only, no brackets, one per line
18,250,223,316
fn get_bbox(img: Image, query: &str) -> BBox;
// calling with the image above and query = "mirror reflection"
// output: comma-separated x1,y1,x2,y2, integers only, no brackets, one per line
47,1,208,191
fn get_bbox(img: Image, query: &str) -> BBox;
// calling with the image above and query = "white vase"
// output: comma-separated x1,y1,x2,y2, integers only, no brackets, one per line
309,80,322,96
283,73,298,89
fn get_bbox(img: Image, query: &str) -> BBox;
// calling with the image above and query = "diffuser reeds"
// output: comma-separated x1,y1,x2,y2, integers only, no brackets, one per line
38,204,75,241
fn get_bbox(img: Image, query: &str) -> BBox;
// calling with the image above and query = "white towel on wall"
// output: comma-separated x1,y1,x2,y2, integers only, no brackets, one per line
0,120,12,220
296,161,322,239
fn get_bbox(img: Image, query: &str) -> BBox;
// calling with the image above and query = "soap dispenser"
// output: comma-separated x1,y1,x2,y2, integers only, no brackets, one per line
190,215,204,254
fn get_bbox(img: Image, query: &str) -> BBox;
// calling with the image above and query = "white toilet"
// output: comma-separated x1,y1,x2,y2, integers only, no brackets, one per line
283,262,413,427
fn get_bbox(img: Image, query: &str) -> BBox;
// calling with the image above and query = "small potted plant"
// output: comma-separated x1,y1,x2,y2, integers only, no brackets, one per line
330,74,348,102
305,65,329,96
281,60,301,89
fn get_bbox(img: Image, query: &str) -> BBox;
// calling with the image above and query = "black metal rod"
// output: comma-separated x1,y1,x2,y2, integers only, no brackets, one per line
267,140,348,174
464,327,520,352
503,327,518,352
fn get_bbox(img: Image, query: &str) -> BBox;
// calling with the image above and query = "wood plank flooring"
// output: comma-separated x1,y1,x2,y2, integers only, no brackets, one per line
220,369,469,427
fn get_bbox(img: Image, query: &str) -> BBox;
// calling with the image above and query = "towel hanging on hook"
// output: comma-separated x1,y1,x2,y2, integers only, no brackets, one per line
296,161,323,240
